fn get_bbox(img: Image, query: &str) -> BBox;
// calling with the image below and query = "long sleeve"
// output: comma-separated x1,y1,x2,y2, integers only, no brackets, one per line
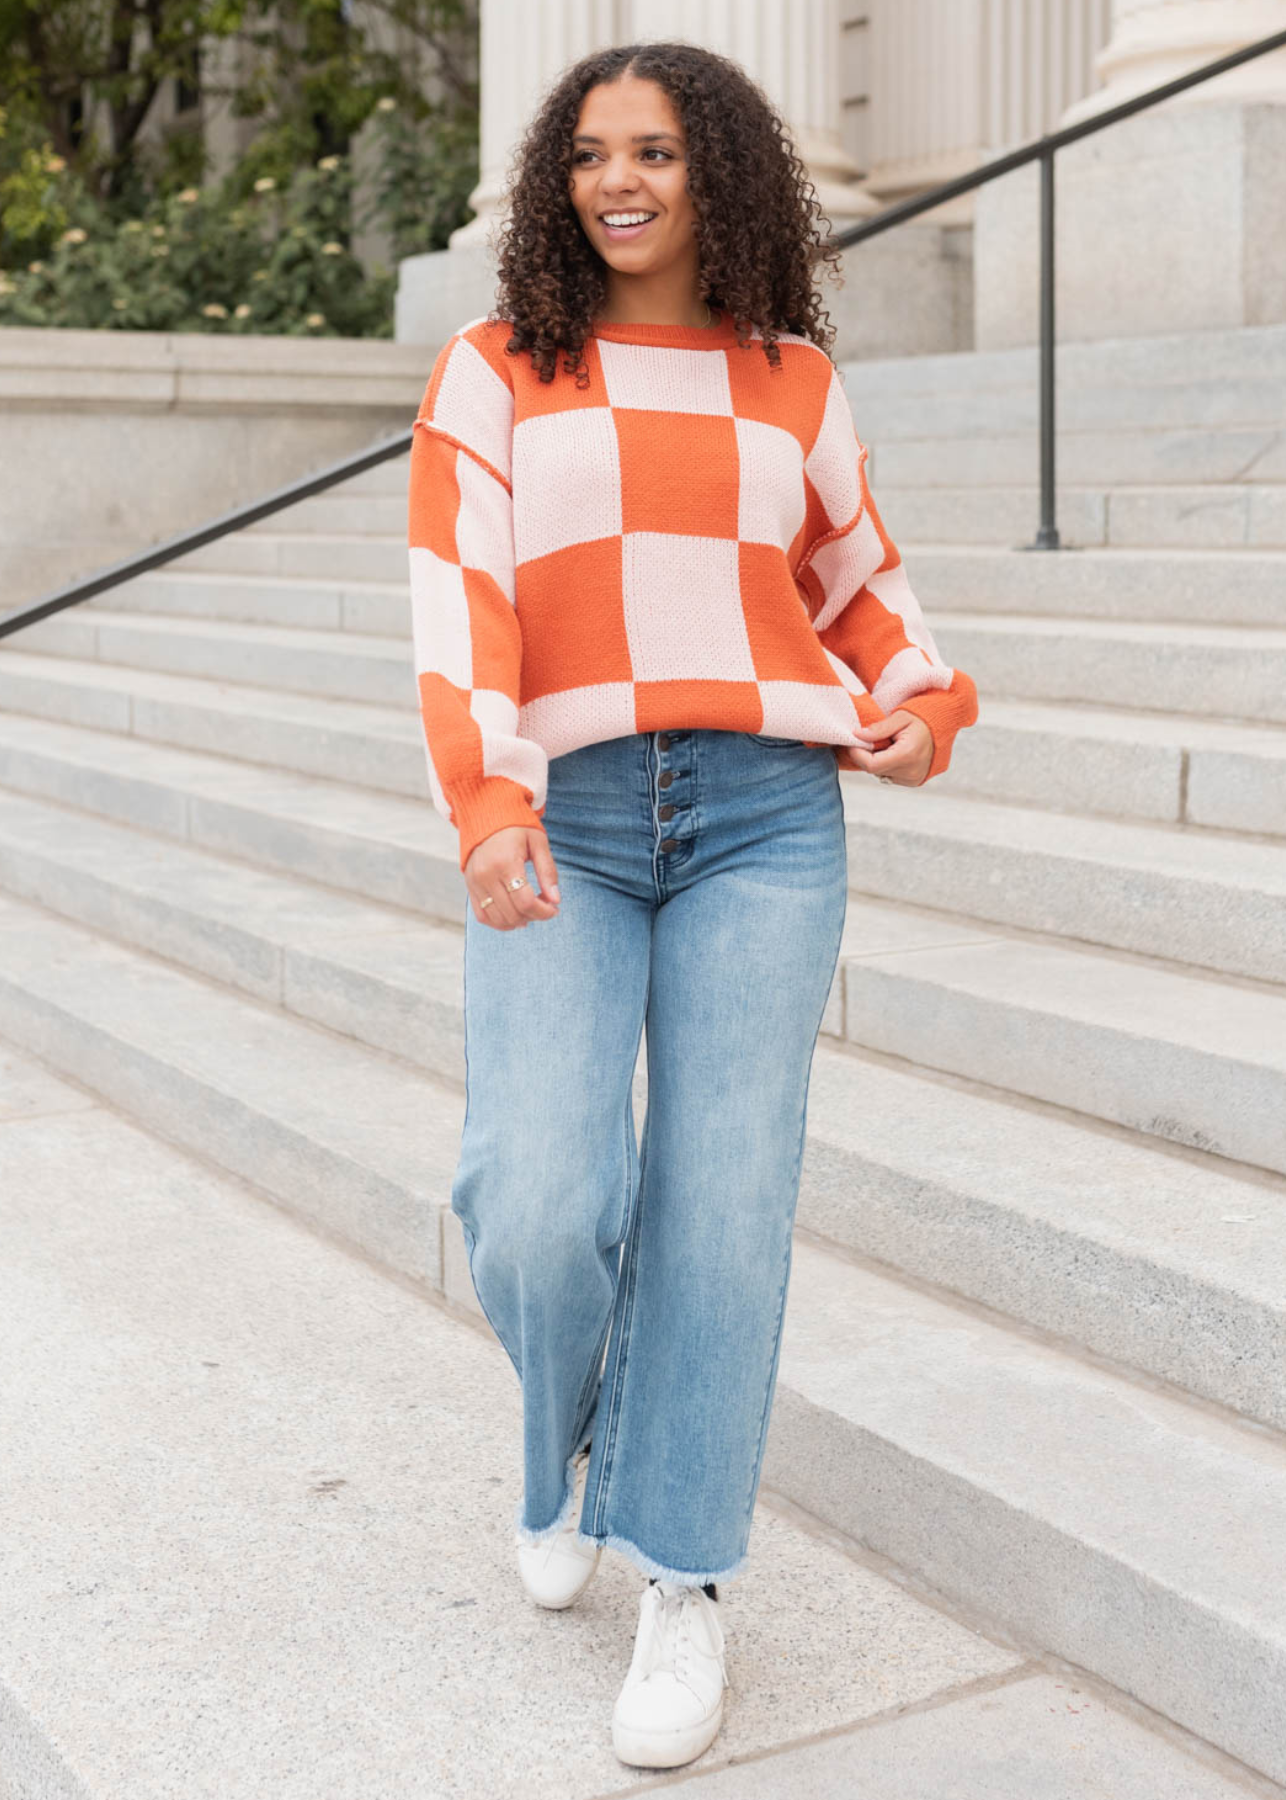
407,330,548,871
795,367,979,782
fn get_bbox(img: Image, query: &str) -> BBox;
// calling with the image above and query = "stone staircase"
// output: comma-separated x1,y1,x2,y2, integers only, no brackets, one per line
1,320,1284,1793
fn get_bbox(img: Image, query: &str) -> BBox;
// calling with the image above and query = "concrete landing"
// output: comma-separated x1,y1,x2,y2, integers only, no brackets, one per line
0,1042,1270,1800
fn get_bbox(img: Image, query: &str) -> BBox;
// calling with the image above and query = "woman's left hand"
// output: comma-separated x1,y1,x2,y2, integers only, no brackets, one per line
835,710,933,786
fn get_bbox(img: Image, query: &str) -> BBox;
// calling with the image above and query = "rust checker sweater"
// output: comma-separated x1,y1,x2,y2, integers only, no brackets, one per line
407,308,979,871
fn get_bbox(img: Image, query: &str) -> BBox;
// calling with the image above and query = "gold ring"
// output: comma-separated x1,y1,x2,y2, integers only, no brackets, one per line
480,895,494,908
506,875,528,891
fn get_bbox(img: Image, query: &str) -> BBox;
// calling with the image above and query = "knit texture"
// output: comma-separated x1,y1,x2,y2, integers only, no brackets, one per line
407,308,979,871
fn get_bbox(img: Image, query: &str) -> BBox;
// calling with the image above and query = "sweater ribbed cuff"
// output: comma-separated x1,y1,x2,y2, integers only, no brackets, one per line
449,776,545,872
895,671,980,783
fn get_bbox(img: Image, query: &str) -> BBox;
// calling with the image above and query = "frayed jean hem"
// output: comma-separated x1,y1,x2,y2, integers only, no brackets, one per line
573,1528,748,1589
512,1422,595,1546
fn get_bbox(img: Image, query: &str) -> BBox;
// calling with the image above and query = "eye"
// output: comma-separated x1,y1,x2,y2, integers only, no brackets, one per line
571,148,675,164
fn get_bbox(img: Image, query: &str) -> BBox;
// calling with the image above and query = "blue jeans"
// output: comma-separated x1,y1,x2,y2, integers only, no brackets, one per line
450,727,849,1585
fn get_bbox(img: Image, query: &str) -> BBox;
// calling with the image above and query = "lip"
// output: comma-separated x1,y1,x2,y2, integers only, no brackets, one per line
598,211,658,240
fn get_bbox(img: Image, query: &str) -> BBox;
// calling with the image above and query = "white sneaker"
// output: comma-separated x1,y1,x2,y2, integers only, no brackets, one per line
515,1444,602,1609
612,1579,730,1768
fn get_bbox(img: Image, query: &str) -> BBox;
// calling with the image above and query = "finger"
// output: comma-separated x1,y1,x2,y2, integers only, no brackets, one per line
508,862,556,922
472,866,526,929
526,832,561,910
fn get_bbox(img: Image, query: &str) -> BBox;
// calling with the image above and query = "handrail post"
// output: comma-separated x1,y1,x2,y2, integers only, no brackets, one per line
1031,145,1060,550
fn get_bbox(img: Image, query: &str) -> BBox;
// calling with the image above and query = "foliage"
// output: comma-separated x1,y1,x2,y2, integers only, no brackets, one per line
0,0,479,335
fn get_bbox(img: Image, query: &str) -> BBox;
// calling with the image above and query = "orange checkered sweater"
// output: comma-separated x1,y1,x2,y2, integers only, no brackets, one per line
407,309,979,870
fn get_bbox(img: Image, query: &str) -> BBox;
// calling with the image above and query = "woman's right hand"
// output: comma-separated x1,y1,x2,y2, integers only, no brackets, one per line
465,826,561,930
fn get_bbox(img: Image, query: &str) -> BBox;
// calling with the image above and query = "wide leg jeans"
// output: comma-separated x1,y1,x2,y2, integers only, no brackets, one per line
450,726,850,1585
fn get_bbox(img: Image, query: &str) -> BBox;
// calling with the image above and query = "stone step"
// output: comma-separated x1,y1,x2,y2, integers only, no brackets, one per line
175,528,408,585
3,649,1284,838
839,781,1286,988
8,604,411,707
854,374,1286,442
0,942,1282,1785
768,1238,1286,1789
835,913,1286,1175
0,706,1277,987
878,484,1286,550
0,648,426,799
841,320,1286,399
87,565,406,634
0,790,1280,1430
929,611,1286,725
7,1045,1260,1800
907,544,1286,627
868,425,1286,490
242,490,409,535
946,697,1286,837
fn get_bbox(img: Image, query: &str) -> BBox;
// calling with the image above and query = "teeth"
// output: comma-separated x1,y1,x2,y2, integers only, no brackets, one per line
602,212,656,226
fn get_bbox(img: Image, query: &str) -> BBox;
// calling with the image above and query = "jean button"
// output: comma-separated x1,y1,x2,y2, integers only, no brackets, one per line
659,837,678,852
658,770,674,789
657,733,671,751
658,803,675,821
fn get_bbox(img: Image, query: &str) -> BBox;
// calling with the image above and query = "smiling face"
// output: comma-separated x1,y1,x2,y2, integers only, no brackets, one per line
568,73,706,322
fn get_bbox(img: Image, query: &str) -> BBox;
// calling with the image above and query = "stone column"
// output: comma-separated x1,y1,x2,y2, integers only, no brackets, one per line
1062,0,1286,121
973,0,1286,346
630,0,879,223
448,0,617,251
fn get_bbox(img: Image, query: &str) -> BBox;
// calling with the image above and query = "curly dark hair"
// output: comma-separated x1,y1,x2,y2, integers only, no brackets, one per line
486,40,845,386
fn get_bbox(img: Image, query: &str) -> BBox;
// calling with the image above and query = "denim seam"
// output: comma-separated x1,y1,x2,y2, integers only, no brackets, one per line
586,1063,652,1538
740,850,849,1529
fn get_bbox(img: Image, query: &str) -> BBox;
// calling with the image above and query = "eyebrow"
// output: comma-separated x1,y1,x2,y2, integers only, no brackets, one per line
571,132,683,145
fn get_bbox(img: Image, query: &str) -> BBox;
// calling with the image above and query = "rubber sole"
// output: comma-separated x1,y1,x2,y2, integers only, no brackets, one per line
611,1692,725,1769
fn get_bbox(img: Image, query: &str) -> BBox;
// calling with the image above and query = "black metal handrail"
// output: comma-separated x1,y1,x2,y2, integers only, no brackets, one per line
3,23,1284,640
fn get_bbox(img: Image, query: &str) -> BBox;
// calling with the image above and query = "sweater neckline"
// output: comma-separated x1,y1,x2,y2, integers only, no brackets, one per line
589,307,740,348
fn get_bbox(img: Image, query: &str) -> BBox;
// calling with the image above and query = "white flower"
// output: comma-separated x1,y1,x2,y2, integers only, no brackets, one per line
46,155,67,173
376,96,396,112
27,259,44,273
151,224,166,237
234,303,252,318
304,312,325,328
317,154,341,171
0,275,15,296
320,240,342,255
61,226,88,244
202,302,228,318
177,187,199,203
253,176,276,193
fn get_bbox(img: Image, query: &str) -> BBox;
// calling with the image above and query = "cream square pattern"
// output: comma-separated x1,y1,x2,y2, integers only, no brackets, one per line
735,416,807,546
757,678,870,741
597,339,735,415
809,510,884,634
428,337,514,482
520,682,639,758
623,533,755,682
409,546,472,689
453,450,515,602
804,369,863,530
511,409,622,563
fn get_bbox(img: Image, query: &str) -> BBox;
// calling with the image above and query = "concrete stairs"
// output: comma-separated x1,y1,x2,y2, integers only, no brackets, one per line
1,320,1284,1791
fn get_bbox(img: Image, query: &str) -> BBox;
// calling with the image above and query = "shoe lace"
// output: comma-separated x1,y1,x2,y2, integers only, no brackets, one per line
650,1582,726,1689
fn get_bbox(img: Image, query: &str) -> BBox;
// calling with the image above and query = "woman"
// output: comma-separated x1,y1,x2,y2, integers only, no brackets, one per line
407,40,978,1772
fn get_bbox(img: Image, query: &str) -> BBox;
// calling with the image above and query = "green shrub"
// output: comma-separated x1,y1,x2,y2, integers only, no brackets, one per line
0,148,395,335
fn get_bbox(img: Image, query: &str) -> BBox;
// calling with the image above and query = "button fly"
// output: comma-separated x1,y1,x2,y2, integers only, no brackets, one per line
658,770,674,789
658,803,675,821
